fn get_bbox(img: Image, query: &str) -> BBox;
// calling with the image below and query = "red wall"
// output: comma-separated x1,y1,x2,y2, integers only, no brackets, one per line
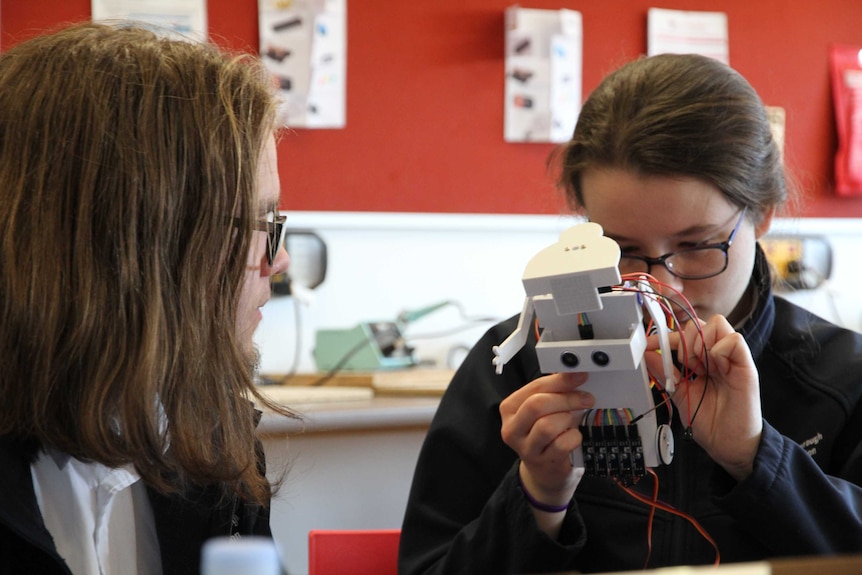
4,1,862,216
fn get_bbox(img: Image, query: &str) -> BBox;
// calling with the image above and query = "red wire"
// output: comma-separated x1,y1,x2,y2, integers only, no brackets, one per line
615,472,721,567
644,468,660,568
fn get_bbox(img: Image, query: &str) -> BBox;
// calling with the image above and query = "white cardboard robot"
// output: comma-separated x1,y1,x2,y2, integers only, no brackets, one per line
493,222,675,483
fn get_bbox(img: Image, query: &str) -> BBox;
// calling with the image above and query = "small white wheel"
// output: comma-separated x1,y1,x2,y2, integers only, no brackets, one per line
657,424,674,465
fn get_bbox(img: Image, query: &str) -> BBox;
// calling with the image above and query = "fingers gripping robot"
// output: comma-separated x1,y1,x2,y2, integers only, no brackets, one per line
493,223,677,484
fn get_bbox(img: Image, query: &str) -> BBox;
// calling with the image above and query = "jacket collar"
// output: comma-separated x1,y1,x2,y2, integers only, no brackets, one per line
738,243,775,361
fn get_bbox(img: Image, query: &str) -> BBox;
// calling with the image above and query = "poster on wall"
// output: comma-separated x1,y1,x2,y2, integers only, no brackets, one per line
92,0,207,41
647,8,728,64
504,7,582,143
259,0,346,129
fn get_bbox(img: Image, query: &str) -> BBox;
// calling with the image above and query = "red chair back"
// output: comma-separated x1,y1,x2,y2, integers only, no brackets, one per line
308,529,401,575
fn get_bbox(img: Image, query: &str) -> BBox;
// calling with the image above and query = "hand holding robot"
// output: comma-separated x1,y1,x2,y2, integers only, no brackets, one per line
495,222,678,486
643,316,762,482
495,221,763,490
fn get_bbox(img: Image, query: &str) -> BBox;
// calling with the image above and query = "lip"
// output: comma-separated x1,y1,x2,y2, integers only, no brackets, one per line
672,303,704,324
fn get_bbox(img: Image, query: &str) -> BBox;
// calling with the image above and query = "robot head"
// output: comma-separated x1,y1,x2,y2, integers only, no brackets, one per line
522,222,622,316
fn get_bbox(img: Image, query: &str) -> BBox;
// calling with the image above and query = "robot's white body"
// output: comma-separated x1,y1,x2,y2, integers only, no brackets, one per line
493,222,675,483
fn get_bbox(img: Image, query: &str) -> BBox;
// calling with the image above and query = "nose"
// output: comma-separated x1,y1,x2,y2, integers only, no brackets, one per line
270,245,290,276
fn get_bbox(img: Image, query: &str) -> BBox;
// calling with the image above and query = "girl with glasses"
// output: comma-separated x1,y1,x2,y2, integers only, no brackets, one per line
400,53,862,573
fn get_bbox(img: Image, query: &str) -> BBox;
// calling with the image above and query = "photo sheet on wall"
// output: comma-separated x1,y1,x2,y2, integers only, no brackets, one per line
259,0,347,129
504,6,582,144
91,0,208,41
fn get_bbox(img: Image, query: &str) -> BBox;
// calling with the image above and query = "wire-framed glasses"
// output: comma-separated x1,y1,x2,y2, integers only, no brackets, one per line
618,208,747,280
253,210,287,266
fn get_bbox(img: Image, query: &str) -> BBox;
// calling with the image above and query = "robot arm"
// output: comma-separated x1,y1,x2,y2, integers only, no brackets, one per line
492,297,534,374
639,279,678,394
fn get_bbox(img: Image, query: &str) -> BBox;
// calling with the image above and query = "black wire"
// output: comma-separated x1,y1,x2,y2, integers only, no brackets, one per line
307,338,373,387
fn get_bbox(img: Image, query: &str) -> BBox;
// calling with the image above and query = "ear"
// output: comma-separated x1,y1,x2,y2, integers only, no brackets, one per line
754,207,775,239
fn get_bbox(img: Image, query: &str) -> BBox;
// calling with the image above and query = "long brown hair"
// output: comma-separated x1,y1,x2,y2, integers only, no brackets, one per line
0,22,294,505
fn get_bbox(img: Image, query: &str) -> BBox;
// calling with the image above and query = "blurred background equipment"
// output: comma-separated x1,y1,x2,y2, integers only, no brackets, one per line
760,234,832,291
314,320,416,372
271,228,328,296
312,301,458,372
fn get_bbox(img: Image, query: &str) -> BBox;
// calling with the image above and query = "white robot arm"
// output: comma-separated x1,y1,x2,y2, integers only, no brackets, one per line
492,297,535,374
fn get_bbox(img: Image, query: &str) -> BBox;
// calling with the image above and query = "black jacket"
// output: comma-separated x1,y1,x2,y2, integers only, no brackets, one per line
399,249,862,574
0,436,272,575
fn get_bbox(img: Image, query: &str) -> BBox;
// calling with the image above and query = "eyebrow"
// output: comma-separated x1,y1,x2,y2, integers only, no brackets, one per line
608,222,721,244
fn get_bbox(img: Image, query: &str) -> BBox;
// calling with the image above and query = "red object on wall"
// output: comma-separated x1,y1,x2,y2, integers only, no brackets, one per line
829,43,862,196
4,0,862,216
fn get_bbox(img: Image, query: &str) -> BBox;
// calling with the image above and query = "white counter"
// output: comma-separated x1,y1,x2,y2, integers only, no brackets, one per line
258,395,441,435
258,395,440,575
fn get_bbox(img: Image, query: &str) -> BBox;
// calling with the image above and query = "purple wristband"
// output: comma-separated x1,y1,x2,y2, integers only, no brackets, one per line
518,474,570,513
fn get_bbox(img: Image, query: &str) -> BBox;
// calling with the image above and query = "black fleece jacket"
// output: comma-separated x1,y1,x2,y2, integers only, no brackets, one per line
399,248,862,574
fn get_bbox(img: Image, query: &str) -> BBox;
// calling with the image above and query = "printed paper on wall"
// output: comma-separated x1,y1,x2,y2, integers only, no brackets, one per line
259,0,346,129
504,6,582,143
92,0,207,41
647,7,728,64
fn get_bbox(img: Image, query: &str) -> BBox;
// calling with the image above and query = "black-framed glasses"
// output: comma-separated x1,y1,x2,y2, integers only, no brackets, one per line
253,210,287,266
618,208,747,280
